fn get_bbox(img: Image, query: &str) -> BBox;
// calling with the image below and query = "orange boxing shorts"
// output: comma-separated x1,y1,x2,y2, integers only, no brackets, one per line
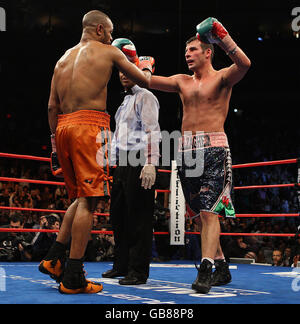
55,110,111,199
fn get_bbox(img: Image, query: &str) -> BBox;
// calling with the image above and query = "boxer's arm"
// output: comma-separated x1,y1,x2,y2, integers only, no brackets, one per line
48,73,60,134
196,17,251,87
48,72,63,177
112,47,151,88
149,75,180,93
219,36,251,87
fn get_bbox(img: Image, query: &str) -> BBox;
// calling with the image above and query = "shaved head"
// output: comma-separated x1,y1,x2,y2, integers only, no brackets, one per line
82,10,110,29
80,10,113,44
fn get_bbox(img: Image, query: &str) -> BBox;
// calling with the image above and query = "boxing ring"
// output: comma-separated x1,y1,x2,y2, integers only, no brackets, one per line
0,152,300,304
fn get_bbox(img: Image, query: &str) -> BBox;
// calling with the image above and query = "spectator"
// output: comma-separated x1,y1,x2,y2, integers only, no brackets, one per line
244,251,257,262
256,248,267,264
291,252,300,268
0,212,9,227
282,246,292,266
272,249,284,266
90,226,115,262
31,214,61,261
184,220,201,261
30,189,42,209
9,184,22,209
0,213,33,261
0,188,10,207
224,235,257,260
40,186,53,209
54,187,69,210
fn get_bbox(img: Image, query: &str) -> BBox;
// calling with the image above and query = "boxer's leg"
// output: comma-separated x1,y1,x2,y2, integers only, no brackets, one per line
69,196,98,259
194,217,231,285
56,198,79,245
200,211,220,261
191,211,219,294
212,236,232,286
59,196,103,294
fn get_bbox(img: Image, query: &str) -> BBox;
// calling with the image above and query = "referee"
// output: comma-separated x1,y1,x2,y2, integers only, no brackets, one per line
102,56,160,285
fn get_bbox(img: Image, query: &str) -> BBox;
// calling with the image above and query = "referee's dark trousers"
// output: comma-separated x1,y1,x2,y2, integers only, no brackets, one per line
110,152,155,281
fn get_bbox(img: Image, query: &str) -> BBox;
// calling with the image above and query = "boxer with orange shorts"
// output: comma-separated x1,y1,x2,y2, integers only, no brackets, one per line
38,10,151,294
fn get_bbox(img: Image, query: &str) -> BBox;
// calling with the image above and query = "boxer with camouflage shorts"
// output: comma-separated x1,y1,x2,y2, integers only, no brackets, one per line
150,17,251,293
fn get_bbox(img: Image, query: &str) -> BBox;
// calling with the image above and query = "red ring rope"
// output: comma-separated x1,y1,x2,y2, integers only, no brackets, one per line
1,177,299,192
0,152,299,240
1,152,299,191
0,206,298,218
0,152,50,162
234,183,300,190
0,206,109,217
0,177,65,186
0,227,296,237
0,152,298,169
232,158,298,169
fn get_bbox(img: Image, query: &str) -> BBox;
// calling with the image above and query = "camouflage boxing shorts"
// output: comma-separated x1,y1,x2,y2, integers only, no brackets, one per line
176,132,235,220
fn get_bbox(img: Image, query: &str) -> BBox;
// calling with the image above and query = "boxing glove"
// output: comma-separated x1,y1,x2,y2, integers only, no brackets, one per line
196,17,228,44
112,38,139,65
50,135,63,177
138,56,155,74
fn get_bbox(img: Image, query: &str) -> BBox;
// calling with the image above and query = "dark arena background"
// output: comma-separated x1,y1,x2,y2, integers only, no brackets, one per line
0,0,300,307
1,0,299,160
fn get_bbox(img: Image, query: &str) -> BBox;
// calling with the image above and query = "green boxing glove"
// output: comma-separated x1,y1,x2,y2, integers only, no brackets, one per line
111,38,139,65
196,17,228,44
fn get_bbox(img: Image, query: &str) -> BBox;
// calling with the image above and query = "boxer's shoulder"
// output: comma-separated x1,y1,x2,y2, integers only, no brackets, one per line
172,73,192,84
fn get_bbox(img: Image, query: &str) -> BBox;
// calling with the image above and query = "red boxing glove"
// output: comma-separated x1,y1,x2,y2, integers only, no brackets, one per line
196,17,228,44
138,56,155,74
112,38,139,66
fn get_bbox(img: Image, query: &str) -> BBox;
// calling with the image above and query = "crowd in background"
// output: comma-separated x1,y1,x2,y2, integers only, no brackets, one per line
0,137,299,267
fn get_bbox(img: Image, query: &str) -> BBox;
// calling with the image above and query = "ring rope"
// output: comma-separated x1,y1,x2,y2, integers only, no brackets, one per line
0,177,65,186
0,177,298,192
0,206,298,218
234,183,300,190
0,206,109,217
232,158,298,169
0,152,298,169
0,152,50,162
0,152,299,239
0,227,296,237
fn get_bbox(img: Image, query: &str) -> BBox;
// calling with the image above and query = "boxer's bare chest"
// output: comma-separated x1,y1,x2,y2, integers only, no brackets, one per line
179,74,224,105
177,73,231,133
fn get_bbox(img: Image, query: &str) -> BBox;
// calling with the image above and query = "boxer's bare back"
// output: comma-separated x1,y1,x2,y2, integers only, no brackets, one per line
51,41,115,114
48,14,149,133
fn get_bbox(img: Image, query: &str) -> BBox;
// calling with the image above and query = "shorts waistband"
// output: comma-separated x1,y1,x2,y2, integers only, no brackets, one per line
178,132,229,152
57,110,110,128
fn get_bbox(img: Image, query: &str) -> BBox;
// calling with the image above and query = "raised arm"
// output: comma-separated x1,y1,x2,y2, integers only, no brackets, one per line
197,17,251,87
